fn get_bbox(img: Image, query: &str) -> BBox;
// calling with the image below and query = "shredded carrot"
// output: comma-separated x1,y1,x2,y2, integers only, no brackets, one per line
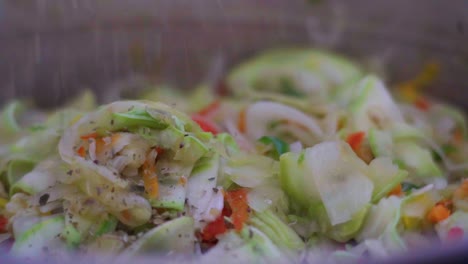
200,203,233,241
201,214,227,241
346,131,366,153
427,204,451,223
80,132,98,140
436,199,453,210
142,157,159,199
198,100,221,116
414,97,431,111
238,109,247,133
388,184,403,197
77,146,86,157
0,215,8,233
121,209,132,222
225,188,250,231
80,133,109,157
94,138,106,156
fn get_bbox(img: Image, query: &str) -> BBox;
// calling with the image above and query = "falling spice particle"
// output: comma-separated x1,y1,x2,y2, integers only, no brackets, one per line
39,193,50,206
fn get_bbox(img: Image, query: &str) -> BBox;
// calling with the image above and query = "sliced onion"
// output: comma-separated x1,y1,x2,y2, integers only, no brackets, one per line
245,101,323,142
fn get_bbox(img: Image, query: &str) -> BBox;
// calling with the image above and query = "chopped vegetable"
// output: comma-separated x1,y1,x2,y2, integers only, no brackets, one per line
258,136,289,159
80,132,99,140
427,204,451,223
1,48,468,262
225,188,250,231
113,108,169,129
201,212,228,241
77,146,86,157
192,114,220,134
388,184,403,197
347,131,366,153
142,157,159,199
238,108,247,133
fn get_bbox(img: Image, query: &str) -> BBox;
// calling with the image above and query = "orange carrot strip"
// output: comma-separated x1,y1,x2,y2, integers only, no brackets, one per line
225,188,250,232
238,109,247,133
80,132,98,140
121,209,132,222
388,184,403,197
77,146,86,157
178,176,187,187
427,204,451,223
346,131,366,153
142,158,159,199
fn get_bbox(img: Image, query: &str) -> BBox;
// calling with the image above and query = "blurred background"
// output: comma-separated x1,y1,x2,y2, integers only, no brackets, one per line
0,0,467,108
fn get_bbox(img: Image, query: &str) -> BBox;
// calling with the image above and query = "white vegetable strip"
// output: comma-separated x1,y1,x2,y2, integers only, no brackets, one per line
186,154,223,228
245,101,324,142
304,141,373,225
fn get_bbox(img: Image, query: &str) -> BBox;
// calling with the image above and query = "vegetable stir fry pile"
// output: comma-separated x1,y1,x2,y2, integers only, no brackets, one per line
0,49,467,263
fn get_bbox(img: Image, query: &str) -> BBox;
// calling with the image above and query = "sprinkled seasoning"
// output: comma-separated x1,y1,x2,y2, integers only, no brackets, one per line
39,193,50,206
